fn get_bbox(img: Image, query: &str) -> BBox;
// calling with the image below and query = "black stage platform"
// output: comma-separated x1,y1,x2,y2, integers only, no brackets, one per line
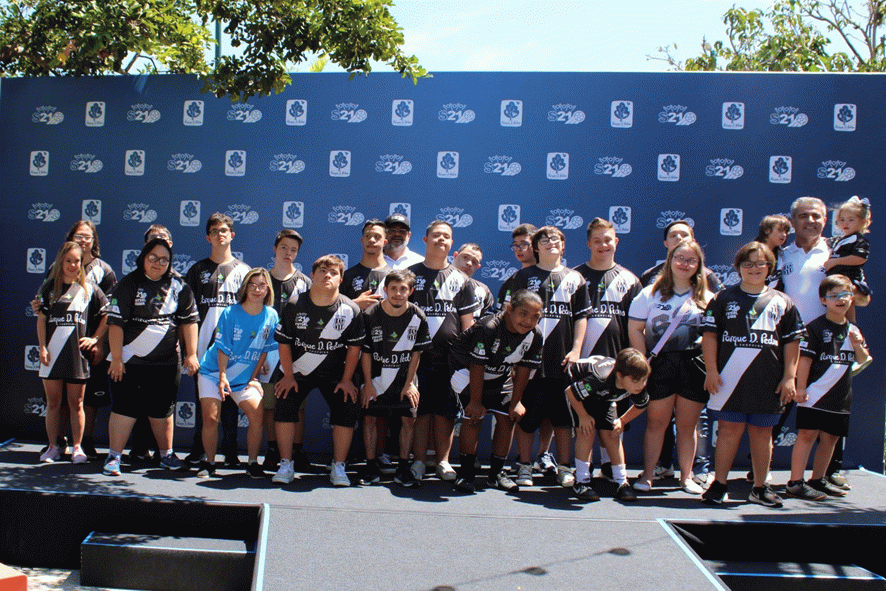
1,441,884,591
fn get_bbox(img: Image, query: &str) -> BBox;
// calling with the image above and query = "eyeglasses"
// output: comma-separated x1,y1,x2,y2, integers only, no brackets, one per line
147,233,170,242
209,228,231,237
537,236,562,246
510,242,531,252
72,233,93,242
147,254,170,265
740,261,769,269
824,291,853,301
674,255,699,266
247,283,269,292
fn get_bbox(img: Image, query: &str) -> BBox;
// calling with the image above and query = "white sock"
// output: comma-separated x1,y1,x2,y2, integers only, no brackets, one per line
575,459,591,483
612,463,627,485
160,449,172,457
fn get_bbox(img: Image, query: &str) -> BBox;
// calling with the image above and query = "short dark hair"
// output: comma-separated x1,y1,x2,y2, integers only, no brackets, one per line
206,212,234,235
425,220,452,236
456,242,482,256
362,219,387,236
615,348,651,380
508,289,542,310
384,268,416,289
274,229,303,248
662,219,694,241
512,223,537,239
734,241,776,275
312,255,345,276
819,274,853,298
530,225,565,262
144,224,172,244
755,215,791,243
586,217,614,239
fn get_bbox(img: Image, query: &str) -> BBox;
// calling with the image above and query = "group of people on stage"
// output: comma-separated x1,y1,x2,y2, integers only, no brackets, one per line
33,194,873,507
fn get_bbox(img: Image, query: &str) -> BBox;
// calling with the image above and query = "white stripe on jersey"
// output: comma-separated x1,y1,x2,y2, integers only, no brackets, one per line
40,284,92,378
197,266,250,356
707,294,785,411
292,304,357,376
371,314,424,395
802,333,854,408
540,271,583,341
581,316,611,358
119,280,182,363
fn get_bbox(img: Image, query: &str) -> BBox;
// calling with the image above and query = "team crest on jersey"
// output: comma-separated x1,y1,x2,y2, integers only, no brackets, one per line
656,303,672,311
473,342,485,356
768,307,780,324
295,313,309,330
527,277,541,292
134,288,148,307
822,329,833,343
232,325,243,342
519,341,530,355
407,326,418,341
371,326,383,343
415,277,427,291
725,302,740,320
491,339,501,355
333,315,347,332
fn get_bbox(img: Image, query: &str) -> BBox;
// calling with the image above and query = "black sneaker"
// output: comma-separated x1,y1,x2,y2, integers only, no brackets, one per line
453,477,476,494
826,472,851,491
749,485,784,508
808,477,848,497
197,460,216,479
487,470,519,492
292,450,316,473
262,447,280,472
614,482,637,502
702,480,729,505
360,461,382,486
246,462,265,479
81,437,99,460
224,454,242,469
600,462,615,483
394,465,420,488
572,481,600,502
184,450,204,466
785,479,826,501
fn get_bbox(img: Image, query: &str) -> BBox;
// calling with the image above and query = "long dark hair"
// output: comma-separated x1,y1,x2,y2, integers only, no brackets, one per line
66,220,101,259
136,238,173,282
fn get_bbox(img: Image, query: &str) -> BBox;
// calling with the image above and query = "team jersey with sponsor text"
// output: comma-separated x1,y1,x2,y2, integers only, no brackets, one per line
629,287,711,353
498,265,590,377
407,263,480,366
701,285,805,413
199,304,279,392
105,272,198,366
274,294,364,383
185,258,251,357
258,270,311,384
342,263,389,301
361,302,431,398
799,315,864,414
38,281,107,380
575,263,641,358
449,312,543,395
566,355,649,409
468,277,496,319
827,232,869,285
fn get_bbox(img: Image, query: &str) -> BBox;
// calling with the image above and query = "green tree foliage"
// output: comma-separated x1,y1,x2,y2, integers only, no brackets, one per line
651,0,886,72
0,0,428,101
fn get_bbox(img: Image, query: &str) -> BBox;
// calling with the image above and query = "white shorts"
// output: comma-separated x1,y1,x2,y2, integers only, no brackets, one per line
197,374,262,405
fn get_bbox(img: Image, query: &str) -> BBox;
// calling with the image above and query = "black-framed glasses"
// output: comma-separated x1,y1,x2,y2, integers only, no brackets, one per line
147,254,170,265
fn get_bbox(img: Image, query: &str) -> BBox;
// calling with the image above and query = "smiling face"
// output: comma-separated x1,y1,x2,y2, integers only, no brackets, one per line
791,203,826,245
670,244,699,284
821,285,853,318
504,300,543,335
71,223,94,255
143,244,171,281
245,274,270,304
61,246,83,283
533,229,564,266
384,280,413,309
587,227,618,267
738,250,770,289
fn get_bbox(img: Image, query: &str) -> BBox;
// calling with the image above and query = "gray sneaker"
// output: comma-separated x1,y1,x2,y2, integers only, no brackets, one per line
556,465,576,488
514,463,533,487
159,453,182,470
487,470,519,491
785,479,826,501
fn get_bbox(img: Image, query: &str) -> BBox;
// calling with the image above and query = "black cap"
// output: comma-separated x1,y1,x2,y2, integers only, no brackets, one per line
385,213,410,230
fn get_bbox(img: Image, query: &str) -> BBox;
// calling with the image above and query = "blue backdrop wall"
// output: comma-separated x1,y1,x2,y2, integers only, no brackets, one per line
1,72,883,470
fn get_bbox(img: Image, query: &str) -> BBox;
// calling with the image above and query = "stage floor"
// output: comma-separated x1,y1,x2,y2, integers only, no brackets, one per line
2,441,884,591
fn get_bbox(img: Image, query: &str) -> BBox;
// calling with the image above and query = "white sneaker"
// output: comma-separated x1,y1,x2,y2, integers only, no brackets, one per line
556,465,576,488
681,478,705,495
653,465,675,480
272,459,295,484
330,462,350,487
515,463,533,487
436,460,456,481
410,460,426,481
39,445,60,463
71,446,88,464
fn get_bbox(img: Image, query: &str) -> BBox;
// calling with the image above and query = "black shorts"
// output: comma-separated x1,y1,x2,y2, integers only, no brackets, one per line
363,389,417,419
274,377,360,428
648,351,708,404
574,397,620,431
417,363,460,419
795,406,850,437
84,360,112,408
111,364,179,419
456,388,510,417
517,376,572,433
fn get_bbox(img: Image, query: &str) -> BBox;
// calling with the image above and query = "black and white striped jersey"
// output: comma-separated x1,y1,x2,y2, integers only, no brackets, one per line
185,257,251,356
38,281,107,379
701,285,805,413
106,273,198,365
575,263,641,358
341,263,388,301
799,316,863,414
362,302,431,397
566,356,649,409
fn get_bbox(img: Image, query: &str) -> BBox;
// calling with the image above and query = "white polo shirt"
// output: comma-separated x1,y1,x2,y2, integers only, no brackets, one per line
383,246,424,270
778,237,830,324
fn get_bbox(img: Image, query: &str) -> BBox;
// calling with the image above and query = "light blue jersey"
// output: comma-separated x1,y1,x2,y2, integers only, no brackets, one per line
199,304,278,391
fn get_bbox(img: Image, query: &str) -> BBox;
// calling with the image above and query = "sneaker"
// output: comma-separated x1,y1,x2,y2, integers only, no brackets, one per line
410,460,426,481
330,462,350,487
785,479,826,501
653,465,675,480
184,450,204,466
453,477,476,494
436,460,457,482
377,453,396,475
262,447,280,471
693,472,714,487
572,481,600,502
827,472,851,491
39,445,60,463
514,463,533,487
394,465,420,488
599,462,615,483
632,478,652,492
103,456,122,476
808,477,848,497
487,470,519,492
272,460,295,484
223,454,242,469
681,478,704,495
615,482,638,502
81,437,99,460
159,453,182,470
197,460,216,479
702,480,729,505
292,450,316,474
246,462,265,479
533,452,558,476
749,485,784,508
745,469,773,484
71,446,88,465
360,460,382,486
556,465,576,488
